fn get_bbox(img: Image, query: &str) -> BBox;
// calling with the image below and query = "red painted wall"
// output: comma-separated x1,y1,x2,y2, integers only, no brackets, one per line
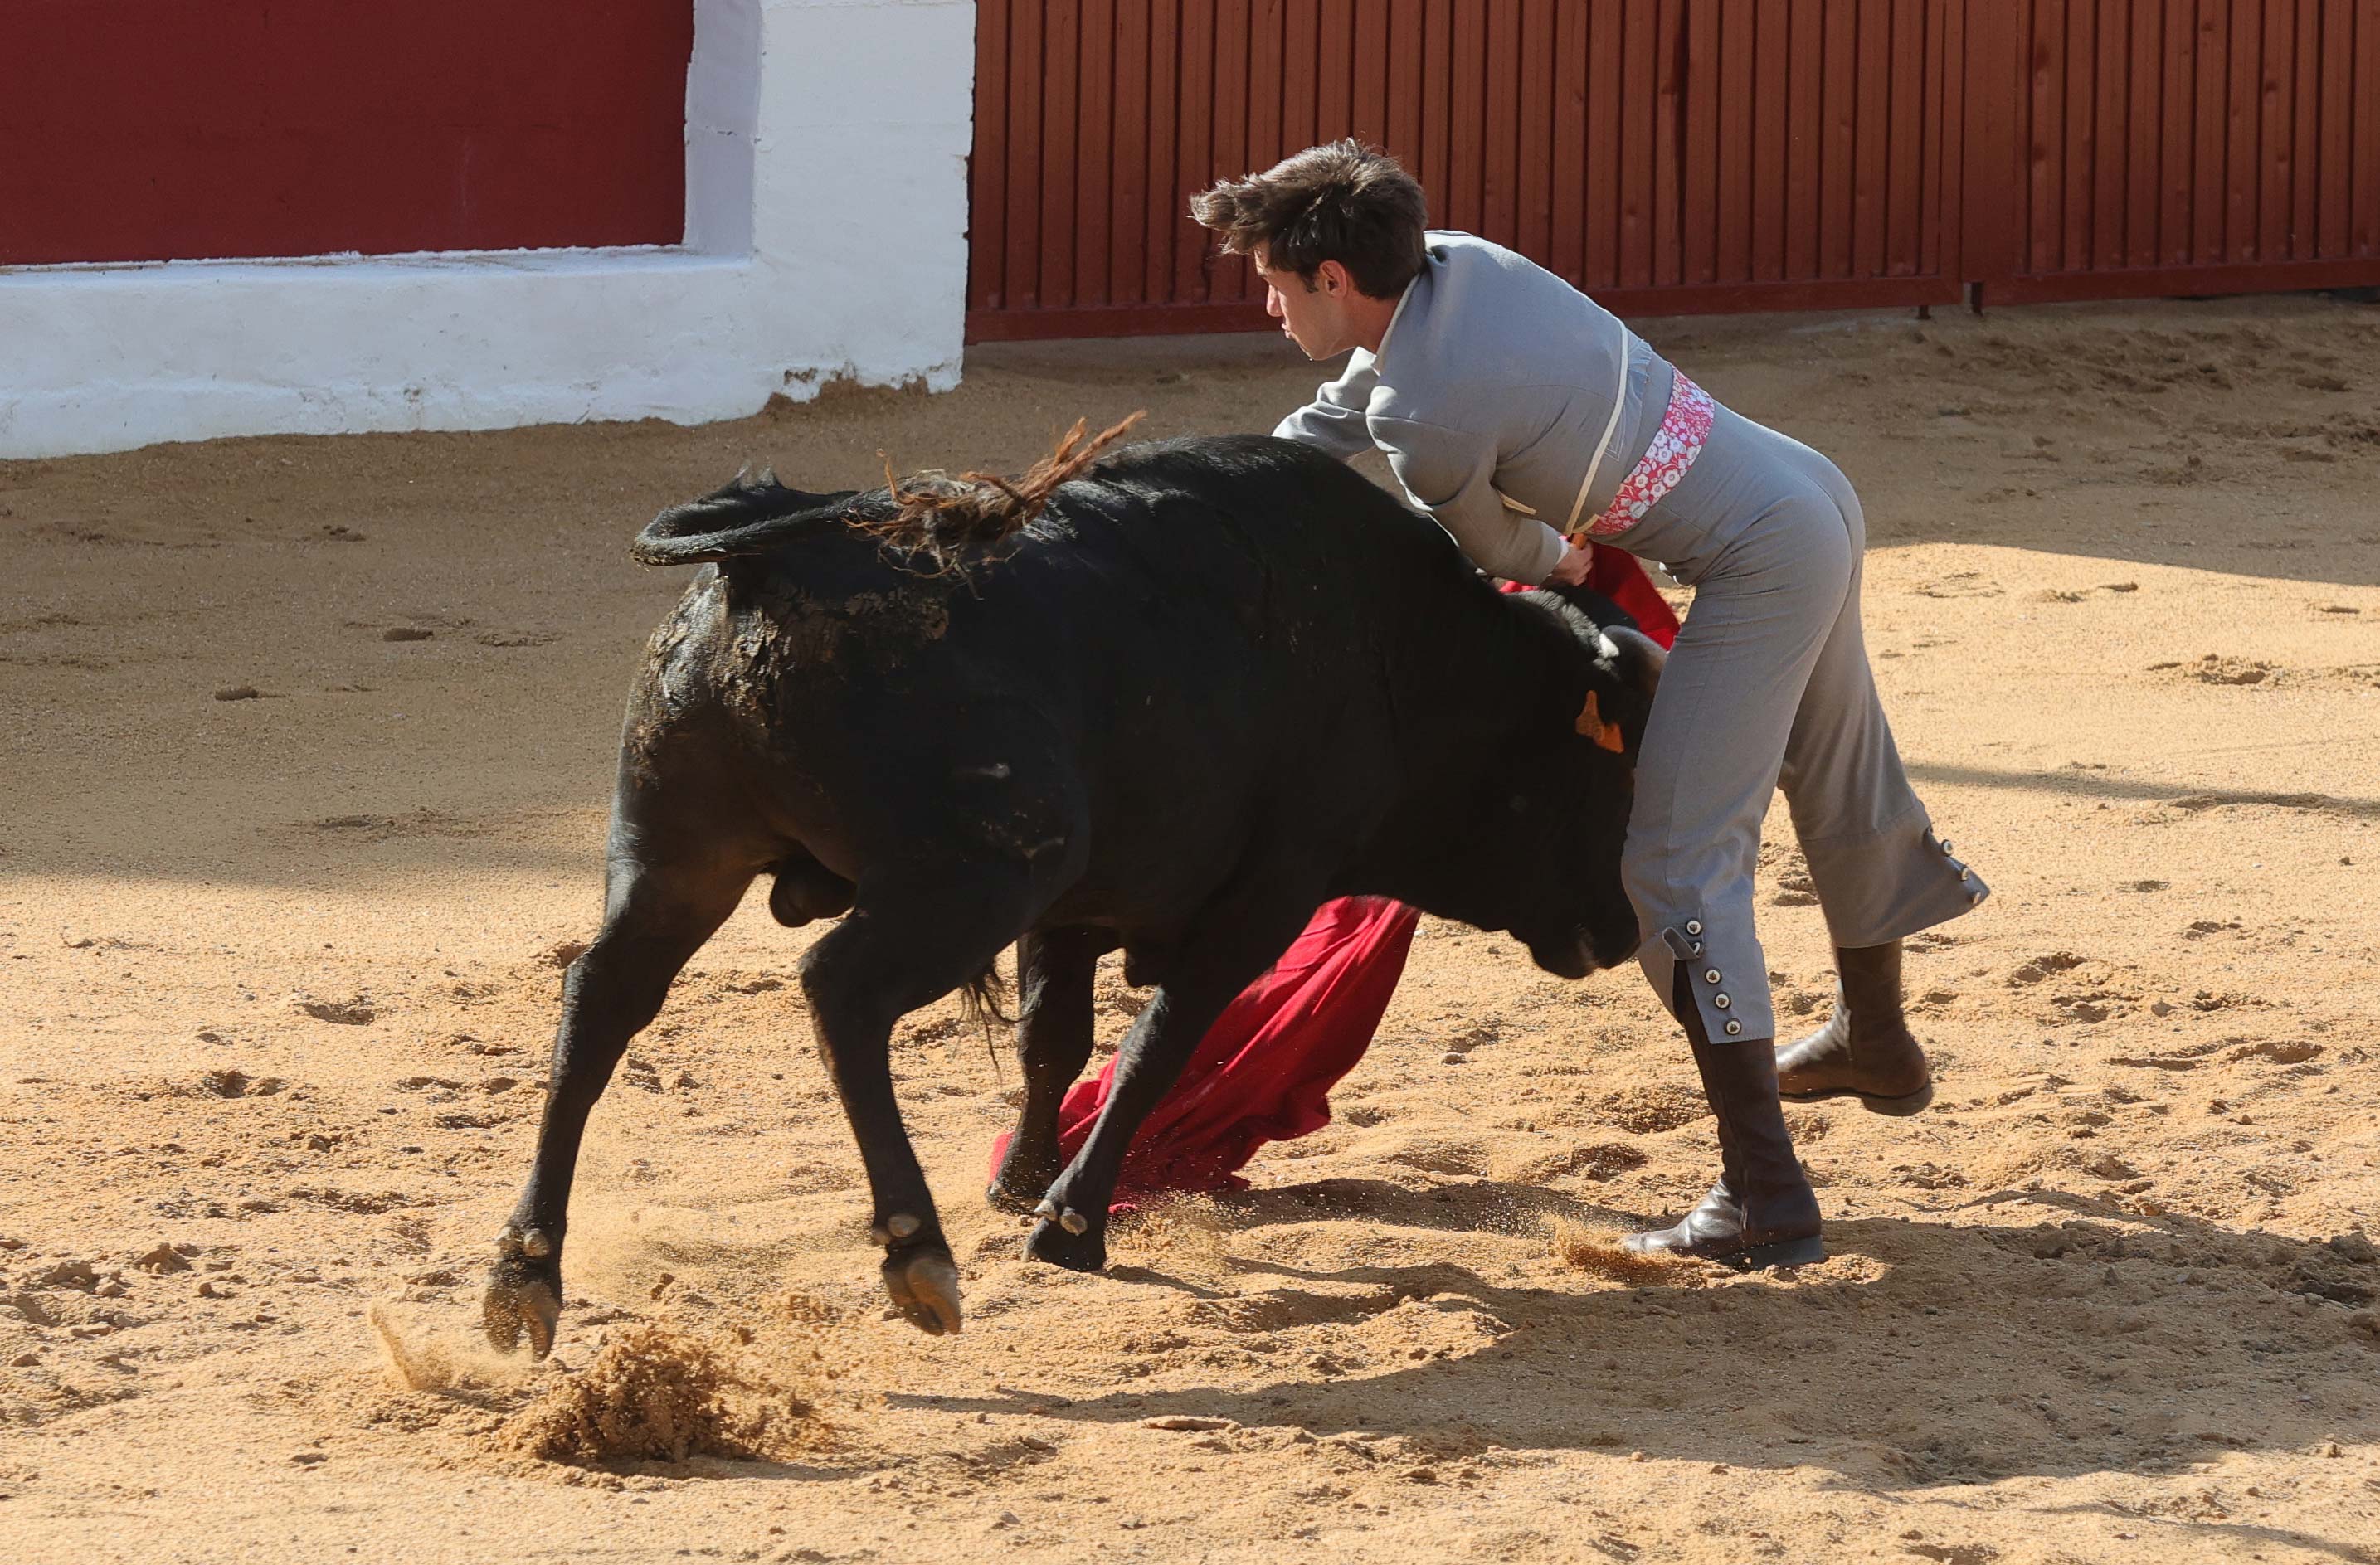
0,2,694,266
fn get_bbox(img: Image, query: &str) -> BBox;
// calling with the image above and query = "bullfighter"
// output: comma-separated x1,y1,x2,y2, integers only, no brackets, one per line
1194,140,1988,1267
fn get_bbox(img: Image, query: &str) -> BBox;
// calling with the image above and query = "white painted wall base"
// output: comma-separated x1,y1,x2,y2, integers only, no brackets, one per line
0,0,976,459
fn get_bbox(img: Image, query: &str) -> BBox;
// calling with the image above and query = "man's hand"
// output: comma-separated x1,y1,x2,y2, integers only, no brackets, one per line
1545,542,1595,587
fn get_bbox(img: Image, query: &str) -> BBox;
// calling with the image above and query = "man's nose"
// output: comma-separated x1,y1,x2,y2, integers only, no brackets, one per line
1265,285,1284,320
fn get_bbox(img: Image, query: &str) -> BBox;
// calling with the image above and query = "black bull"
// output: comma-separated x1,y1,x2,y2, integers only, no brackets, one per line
482,433,1665,1354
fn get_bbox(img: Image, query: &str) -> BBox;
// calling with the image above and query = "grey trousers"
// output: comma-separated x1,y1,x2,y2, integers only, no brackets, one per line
1606,402,1986,1044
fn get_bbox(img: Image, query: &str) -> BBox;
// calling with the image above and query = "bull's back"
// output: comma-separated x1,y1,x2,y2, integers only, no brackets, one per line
625,435,1506,909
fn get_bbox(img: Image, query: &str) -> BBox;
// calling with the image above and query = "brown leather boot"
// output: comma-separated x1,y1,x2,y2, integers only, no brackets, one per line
1774,940,1933,1113
1627,974,1824,1270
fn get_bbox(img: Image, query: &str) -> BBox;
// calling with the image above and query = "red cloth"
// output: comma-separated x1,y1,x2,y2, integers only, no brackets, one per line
1570,539,1682,644
988,545,1677,1205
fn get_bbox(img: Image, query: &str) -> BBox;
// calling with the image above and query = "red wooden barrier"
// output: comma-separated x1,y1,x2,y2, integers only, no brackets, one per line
1972,0,2380,302
966,0,2380,340
968,0,1969,340
0,2,692,266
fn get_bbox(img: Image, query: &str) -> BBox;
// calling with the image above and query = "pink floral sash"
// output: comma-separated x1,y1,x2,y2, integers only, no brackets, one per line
1577,372,1716,540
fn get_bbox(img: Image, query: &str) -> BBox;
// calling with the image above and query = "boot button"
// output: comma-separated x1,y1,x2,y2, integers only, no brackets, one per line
1724,1019,1742,1036
1704,968,1721,984
1969,889,1985,906
1713,993,1731,1009
1689,941,1704,955
1940,838,1954,855
1684,919,1702,936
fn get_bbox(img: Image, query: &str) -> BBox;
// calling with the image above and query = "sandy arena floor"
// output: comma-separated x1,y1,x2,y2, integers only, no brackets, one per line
2,296,2378,1564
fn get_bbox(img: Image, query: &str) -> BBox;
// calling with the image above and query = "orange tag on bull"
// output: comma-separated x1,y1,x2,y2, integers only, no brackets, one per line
1576,690,1625,753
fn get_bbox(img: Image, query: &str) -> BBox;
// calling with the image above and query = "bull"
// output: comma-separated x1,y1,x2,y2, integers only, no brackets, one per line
481,422,1664,1354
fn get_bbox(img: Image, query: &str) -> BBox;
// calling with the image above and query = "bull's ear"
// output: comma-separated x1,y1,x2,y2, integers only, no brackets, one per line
1600,625,1666,700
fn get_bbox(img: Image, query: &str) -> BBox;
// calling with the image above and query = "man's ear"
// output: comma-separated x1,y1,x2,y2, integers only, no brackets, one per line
1316,258,1347,295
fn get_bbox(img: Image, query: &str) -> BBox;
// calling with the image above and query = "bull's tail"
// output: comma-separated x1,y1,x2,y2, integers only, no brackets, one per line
630,469,859,566
633,412,1146,574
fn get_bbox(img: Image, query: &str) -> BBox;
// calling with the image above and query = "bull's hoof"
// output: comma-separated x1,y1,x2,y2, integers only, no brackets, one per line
483,1255,563,1358
1025,1216,1107,1273
882,1247,963,1335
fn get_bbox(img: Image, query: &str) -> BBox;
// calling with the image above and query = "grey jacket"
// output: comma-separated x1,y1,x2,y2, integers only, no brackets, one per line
1274,231,1677,583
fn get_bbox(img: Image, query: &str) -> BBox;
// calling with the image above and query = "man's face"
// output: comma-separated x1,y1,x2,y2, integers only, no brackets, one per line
1256,253,1354,360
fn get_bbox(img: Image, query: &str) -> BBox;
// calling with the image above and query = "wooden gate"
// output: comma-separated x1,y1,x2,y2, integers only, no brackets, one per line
966,0,2380,341
969,0,1971,339
1966,0,2380,302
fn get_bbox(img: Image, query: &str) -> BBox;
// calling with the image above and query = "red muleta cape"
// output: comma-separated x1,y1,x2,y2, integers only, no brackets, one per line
989,544,1678,1205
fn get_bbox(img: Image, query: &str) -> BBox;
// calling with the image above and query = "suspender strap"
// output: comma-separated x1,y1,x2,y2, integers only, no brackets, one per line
1563,337,1633,538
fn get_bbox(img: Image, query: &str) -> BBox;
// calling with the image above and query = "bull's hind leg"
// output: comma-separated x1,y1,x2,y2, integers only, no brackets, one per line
483,848,753,1356
1025,877,1324,1272
798,866,1043,1335
987,926,1117,1213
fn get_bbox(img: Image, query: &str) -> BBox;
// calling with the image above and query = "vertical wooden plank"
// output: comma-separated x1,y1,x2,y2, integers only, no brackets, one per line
1174,0,1214,299
2127,0,2164,268
1687,0,1724,284
1551,0,1590,280
1076,0,1114,308
2260,0,2297,260
2062,0,2095,274
1920,0,1946,276
2027,2,2063,278
1348,0,1386,146
1656,0,1687,285
2192,0,2227,264
971,0,1011,313
1448,0,1487,234
2356,0,2380,257
2163,0,2197,264
1888,0,1926,275
1786,0,1824,277
2290,0,2319,257
1038,0,1079,309
1283,0,1320,154
1962,0,2025,288
1723,0,1761,283
1755,0,1793,280
1005,0,1044,309
1388,0,1425,173
1935,0,1965,280
1519,0,1558,260
1304,0,1342,143
1209,0,1249,299
2089,0,2128,272
1110,0,1148,305
1421,0,1453,209
1589,0,1626,286
1621,0,1658,285
2225,0,2261,260
1246,0,1283,182
1822,0,1857,277
1144,0,1180,305
1856,0,1899,277
2318,0,2352,255
1485,0,1523,247
1409,0,1447,204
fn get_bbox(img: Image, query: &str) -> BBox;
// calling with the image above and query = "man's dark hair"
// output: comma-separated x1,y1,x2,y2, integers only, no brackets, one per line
1190,139,1428,299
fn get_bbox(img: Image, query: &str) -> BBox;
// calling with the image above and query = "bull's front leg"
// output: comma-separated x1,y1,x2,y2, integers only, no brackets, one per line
1025,883,1321,1272
987,926,1114,1213
484,855,747,1356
